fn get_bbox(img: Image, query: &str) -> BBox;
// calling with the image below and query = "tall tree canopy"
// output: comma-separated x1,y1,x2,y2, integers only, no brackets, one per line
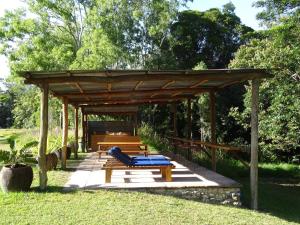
0,0,189,128
230,0,300,161
167,5,253,69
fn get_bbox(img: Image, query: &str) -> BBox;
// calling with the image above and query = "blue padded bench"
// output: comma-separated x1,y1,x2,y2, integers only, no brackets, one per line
102,147,175,183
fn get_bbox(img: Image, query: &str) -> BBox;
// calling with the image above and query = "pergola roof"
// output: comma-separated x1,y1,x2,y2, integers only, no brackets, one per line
19,69,271,107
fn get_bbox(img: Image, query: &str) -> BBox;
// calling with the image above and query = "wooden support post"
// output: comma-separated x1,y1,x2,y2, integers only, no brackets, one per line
165,167,172,182
38,83,48,190
172,103,178,137
74,106,79,159
105,169,112,183
251,79,260,210
134,113,138,136
210,91,217,171
85,114,88,150
81,109,86,152
187,98,192,139
161,167,166,179
61,97,68,169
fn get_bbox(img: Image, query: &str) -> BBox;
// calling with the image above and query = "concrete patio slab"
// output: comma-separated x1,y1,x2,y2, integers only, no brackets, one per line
64,152,240,190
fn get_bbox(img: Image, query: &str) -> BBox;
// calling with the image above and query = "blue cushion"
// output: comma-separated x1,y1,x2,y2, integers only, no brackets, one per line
132,155,168,161
132,159,173,166
108,146,133,165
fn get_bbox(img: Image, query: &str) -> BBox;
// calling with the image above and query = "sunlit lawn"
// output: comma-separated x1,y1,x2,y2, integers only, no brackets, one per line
0,129,299,224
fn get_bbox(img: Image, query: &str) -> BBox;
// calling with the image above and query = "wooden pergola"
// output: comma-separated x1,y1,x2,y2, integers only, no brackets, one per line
20,69,271,209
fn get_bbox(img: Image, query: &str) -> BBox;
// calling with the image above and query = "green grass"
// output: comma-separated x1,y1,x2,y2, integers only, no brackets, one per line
0,129,299,224
0,165,298,225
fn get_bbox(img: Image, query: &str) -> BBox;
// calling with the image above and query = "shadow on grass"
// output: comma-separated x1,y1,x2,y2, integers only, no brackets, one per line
142,138,300,223
239,178,300,223
30,185,77,194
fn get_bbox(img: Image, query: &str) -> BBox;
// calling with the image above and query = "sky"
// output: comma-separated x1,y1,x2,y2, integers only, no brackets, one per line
0,0,262,82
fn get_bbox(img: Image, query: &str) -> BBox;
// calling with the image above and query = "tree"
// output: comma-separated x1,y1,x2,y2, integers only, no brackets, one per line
167,7,253,69
253,0,300,27
0,0,190,128
0,84,14,128
230,14,300,161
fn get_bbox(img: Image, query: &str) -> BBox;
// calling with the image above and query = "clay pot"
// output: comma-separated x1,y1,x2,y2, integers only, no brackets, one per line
0,164,33,192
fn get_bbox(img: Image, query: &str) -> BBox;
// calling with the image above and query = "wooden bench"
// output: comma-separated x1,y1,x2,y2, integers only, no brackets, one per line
91,134,141,151
102,158,175,183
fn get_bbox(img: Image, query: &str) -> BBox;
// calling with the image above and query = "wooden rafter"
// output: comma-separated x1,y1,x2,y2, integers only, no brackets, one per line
190,80,208,88
134,81,143,90
107,83,112,91
75,83,84,93
171,91,183,97
161,80,175,89
74,82,90,101
218,80,245,89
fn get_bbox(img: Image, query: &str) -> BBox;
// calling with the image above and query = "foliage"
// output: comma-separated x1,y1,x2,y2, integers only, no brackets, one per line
167,7,253,69
230,25,300,161
254,0,300,26
0,135,38,166
0,85,14,128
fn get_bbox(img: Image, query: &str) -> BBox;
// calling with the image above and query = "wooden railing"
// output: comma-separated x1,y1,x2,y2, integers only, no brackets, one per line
167,137,249,168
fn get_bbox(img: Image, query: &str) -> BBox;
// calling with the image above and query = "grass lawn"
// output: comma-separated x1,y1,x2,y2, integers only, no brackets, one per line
0,166,298,225
0,129,299,224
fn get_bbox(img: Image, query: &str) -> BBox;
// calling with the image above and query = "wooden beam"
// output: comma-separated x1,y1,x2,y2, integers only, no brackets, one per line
187,99,192,139
78,100,183,107
61,97,68,169
134,81,143,90
38,83,48,190
162,80,175,89
210,91,216,171
57,87,214,98
74,106,79,159
251,79,260,210
190,80,208,88
70,96,195,105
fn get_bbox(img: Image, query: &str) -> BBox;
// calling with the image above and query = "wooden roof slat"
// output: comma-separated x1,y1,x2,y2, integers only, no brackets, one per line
24,70,271,85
